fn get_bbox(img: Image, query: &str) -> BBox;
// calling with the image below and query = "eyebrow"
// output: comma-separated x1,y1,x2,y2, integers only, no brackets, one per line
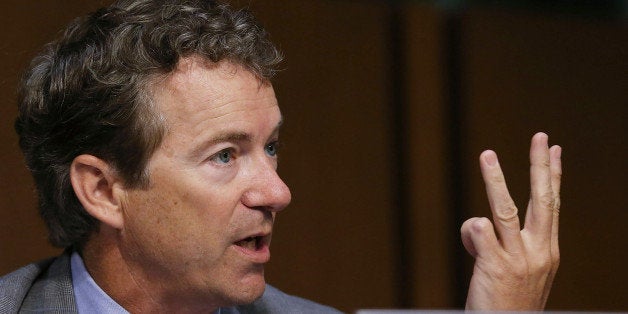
190,118,283,158
209,131,251,146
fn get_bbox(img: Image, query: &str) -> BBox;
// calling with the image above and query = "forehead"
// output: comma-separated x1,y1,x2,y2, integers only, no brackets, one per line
151,57,278,126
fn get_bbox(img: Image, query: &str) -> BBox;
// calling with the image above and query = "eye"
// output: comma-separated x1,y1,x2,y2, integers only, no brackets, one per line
265,141,280,157
211,149,233,164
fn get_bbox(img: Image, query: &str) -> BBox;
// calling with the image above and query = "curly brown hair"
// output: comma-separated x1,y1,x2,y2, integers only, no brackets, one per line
15,0,283,249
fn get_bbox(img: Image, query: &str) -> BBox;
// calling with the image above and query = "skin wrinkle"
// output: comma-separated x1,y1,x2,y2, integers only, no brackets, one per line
497,203,519,223
159,61,278,160
162,89,278,119
193,99,279,121
186,103,280,143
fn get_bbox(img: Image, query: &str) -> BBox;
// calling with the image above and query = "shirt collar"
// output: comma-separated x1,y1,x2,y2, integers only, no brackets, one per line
71,251,129,314
70,251,222,314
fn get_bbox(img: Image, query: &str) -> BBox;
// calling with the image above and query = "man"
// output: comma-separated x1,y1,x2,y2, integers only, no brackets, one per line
0,0,562,313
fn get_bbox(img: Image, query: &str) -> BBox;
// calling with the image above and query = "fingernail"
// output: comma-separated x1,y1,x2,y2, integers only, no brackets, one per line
536,132,548,140
484,153,497,166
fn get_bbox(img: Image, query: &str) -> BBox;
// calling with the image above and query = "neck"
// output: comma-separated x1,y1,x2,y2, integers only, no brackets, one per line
81,226,220,313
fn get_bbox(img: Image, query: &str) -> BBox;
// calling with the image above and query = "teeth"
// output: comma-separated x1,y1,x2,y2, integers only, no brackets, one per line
235,237,258,250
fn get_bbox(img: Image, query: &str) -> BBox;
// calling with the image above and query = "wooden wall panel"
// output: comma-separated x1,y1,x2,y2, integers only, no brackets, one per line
403,4,456,308
461,8,628,311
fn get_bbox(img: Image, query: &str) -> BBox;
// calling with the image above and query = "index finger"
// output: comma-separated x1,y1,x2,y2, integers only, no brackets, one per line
480,150,524,254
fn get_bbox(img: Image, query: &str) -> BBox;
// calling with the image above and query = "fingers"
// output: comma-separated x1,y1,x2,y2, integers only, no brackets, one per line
525,132,555,239
463,133,562,311
479,150,523,254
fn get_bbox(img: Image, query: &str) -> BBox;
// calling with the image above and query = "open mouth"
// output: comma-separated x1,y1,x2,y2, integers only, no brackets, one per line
234,235,264,251
232,233,271,263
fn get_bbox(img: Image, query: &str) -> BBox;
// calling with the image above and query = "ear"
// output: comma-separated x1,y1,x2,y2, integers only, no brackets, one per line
70,154,125,230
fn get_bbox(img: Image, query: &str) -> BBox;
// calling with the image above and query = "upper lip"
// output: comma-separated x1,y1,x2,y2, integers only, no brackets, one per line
235,229,272,243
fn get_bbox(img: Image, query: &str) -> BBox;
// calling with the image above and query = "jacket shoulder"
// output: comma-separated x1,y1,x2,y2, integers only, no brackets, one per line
0,257,56,312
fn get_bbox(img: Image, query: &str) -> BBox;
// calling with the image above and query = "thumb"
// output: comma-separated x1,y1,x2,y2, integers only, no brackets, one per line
461,217,499,259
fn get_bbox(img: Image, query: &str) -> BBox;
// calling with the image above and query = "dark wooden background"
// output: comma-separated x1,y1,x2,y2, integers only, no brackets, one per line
1,1,626,312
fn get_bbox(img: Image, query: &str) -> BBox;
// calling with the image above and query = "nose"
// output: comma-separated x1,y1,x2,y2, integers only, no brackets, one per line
241,160,292,212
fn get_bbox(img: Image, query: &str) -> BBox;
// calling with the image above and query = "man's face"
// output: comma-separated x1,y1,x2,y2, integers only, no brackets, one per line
119,58,291,307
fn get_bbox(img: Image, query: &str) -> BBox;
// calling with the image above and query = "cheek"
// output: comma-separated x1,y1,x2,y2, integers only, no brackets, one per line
122,190,178,246
126,182,240,246
121,165,248,252
121,190,223,271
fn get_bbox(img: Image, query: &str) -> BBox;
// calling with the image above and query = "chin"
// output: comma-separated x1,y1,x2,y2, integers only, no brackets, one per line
226,273,267,306
238,285,266,305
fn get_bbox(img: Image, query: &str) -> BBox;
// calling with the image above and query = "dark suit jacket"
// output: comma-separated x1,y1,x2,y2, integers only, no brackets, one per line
0,252,341,313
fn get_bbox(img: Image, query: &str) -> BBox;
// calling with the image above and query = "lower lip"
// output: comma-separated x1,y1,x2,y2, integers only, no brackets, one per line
232,241,270,264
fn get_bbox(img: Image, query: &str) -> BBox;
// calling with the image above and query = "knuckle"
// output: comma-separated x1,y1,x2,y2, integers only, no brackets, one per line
538,259,553,273
471,217,492,234
472,217,492,231
512,267,528,281
532,159,551,170
538,191,555,209
530,254,553,274
461,218,477,234
497,201,519,222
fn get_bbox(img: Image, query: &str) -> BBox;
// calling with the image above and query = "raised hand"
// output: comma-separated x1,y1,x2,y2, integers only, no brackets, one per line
461,132,562,310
